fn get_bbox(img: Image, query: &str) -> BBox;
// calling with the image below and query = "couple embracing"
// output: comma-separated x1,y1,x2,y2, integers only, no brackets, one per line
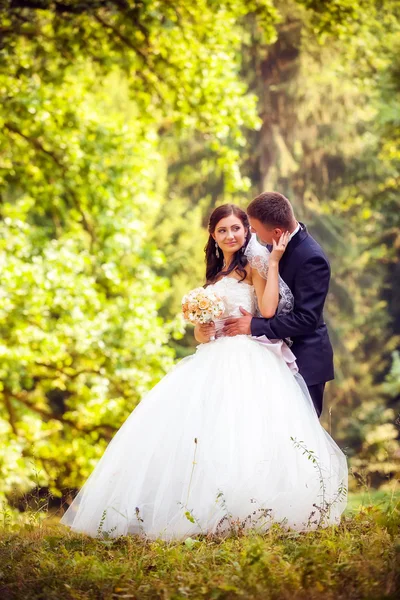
61,191,348,541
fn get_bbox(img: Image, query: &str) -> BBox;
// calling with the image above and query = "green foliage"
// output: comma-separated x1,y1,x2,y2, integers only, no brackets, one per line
0,0,279,507
0,66,178,501
383,352,400,399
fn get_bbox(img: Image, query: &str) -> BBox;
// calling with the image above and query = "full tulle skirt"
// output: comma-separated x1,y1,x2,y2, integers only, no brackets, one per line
61,335,348,540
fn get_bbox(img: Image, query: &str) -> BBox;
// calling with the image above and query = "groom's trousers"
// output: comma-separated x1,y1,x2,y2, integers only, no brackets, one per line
308,383,325,418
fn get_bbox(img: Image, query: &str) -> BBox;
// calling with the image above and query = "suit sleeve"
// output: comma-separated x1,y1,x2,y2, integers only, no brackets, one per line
251,254,330,339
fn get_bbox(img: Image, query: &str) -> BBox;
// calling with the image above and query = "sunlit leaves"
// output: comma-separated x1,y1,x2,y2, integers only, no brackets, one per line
0,0,281,504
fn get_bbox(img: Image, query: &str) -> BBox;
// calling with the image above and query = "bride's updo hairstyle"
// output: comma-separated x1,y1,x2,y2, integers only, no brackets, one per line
205,204,251,284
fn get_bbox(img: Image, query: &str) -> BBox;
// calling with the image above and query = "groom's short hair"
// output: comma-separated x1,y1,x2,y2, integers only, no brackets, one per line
247,192,295,229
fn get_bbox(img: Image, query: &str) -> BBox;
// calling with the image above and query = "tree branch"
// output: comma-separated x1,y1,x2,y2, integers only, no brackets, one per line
2,392,18,435
93,9,186,93
8,0,107,13
11,389,117,438
4,122,97,245
4,122,64,168
34,361,103,380
93,11,149,61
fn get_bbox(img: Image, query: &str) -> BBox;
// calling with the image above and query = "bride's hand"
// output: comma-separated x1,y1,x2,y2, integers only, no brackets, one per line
194,322,216,343
270,231,290,264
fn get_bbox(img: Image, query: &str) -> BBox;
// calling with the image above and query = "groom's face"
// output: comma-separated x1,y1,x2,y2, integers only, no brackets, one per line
248,218,284,245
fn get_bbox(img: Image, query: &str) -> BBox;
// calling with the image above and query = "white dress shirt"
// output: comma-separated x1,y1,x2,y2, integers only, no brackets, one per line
288,222,301,242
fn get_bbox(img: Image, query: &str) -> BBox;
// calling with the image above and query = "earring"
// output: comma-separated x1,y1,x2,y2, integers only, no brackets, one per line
215,241,220,258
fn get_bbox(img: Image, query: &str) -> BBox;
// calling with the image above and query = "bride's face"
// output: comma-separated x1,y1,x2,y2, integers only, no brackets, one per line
212,215,247,254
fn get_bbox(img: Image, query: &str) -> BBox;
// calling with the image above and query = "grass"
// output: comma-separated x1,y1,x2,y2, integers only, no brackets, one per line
346,488,400,514
0,491,399,600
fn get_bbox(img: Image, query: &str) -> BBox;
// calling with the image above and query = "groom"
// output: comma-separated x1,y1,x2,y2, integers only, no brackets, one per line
223,191,334,417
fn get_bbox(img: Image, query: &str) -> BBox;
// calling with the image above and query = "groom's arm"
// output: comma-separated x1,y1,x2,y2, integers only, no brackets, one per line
251,254,330,339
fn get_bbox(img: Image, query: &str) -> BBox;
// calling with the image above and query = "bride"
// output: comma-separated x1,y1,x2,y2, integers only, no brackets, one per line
61,204,348,540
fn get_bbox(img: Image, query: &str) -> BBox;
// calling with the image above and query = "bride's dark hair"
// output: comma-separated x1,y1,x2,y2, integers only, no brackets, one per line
205,204,251,284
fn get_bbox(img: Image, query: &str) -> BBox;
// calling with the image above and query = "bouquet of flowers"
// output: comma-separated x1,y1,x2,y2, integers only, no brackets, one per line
181,287,225,335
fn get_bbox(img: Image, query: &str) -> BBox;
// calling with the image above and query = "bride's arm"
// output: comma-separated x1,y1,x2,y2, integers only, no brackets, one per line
251,232,290,318
252,265,279,318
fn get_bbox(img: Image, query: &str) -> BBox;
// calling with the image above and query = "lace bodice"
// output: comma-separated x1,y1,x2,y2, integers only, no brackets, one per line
207,277,258,320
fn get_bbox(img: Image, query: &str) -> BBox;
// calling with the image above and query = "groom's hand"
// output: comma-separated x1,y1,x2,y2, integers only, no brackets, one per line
223,307,252,336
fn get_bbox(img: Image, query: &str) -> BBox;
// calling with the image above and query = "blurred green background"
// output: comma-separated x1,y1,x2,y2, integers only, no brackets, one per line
0,0,399,513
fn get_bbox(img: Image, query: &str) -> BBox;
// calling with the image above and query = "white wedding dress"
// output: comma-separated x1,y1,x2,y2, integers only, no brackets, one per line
61,277,348,540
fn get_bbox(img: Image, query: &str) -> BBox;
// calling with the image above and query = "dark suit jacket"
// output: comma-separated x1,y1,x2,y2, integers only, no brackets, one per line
250,223,334,387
